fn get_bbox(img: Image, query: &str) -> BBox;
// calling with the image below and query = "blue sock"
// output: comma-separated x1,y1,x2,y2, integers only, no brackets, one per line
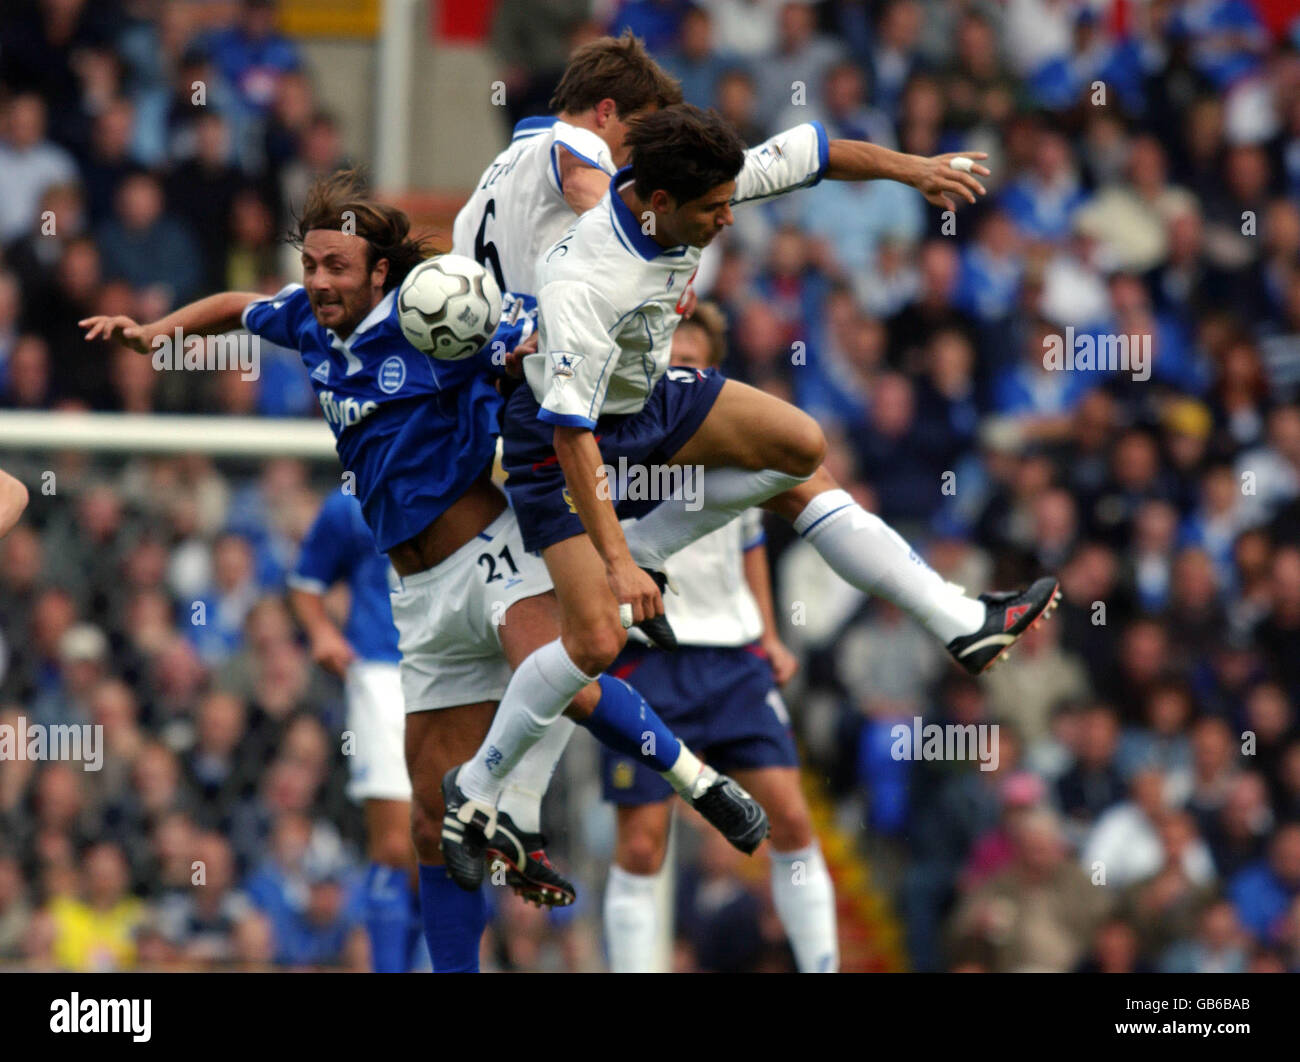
418,863,487,972
580,674,681,772
406,874,431,971
364,863,418,972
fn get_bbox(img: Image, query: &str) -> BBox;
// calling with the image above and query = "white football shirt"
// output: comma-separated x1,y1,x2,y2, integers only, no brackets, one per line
628,510,767,647
451,116,616,296
524,121,828,428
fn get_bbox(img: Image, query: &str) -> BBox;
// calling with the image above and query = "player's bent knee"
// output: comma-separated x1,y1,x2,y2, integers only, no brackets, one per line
786,416,826,477
616,829,667,876
768,804,814,852
566,679,603,719
565,622,626,677
370,833,414,869
410,802,444,864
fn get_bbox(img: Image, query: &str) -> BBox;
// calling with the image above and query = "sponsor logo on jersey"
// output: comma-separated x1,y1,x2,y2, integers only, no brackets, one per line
377,356,407,394
317,389,379,430
310,360,330,383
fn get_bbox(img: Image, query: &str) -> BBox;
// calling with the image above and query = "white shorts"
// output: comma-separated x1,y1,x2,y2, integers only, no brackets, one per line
343,660,411,802
389,507,553,713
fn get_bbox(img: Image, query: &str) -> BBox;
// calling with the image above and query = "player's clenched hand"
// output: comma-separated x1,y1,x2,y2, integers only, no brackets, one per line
910,152,989,209
504,331,538,378
762,635,799,686
80,314,153,355
310,627,356,679
607,556,663,626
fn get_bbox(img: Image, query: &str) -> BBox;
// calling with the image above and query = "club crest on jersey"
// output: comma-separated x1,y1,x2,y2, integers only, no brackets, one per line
377,356,407,394
551,350,584,386
310,360,330,383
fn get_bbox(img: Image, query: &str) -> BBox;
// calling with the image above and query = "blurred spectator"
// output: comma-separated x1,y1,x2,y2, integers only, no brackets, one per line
1228,822,1300,944
47,842,144,971
165,112,248,290
492,0,593,124
0,94,78,244
948,806,1111,971
153,831,254,962
200,0,301,117
752,1,845,129
0,852,32,960
1161,899,1249,973
1083,770,1216,888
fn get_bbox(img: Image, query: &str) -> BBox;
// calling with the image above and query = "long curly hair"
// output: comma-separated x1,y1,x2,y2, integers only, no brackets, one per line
291,169,432,291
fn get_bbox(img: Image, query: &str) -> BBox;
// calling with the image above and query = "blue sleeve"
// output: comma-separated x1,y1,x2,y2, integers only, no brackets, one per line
289,492,354,592
242,284,313,351
476,291,538,378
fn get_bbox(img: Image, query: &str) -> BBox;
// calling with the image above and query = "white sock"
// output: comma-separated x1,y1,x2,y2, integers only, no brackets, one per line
794,489,984,643
497,715,575,834
662,743,706,799
604,864,662,972
769,843,839,973
623,467,809,570
458,639,594,807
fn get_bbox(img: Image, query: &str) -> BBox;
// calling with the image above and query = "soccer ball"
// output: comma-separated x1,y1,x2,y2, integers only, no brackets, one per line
397,254,502,361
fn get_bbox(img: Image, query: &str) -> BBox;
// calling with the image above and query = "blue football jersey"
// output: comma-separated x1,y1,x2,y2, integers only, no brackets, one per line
242,282,534,552
287,488,401,664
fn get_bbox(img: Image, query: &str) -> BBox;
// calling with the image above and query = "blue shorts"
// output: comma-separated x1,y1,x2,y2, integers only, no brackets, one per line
600,643,798,807
501,367,726,553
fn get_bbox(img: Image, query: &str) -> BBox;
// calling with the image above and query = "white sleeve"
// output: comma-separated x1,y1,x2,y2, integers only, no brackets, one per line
731,121,830,206
534,280,623,429
547,123,616,196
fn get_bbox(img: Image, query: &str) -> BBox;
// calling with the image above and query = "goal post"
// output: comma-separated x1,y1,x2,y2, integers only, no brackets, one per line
0,412,337,460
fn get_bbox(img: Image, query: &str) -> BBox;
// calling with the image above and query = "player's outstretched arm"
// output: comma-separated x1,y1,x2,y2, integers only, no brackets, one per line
825,141,990,209
80,291,263,354
553,425,663,623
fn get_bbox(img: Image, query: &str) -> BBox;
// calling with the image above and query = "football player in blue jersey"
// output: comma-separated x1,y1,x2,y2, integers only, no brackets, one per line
287,488,425,972
81,168,768,970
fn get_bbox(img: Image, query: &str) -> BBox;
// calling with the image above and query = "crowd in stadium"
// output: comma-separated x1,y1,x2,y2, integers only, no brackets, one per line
2,0,1300,972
